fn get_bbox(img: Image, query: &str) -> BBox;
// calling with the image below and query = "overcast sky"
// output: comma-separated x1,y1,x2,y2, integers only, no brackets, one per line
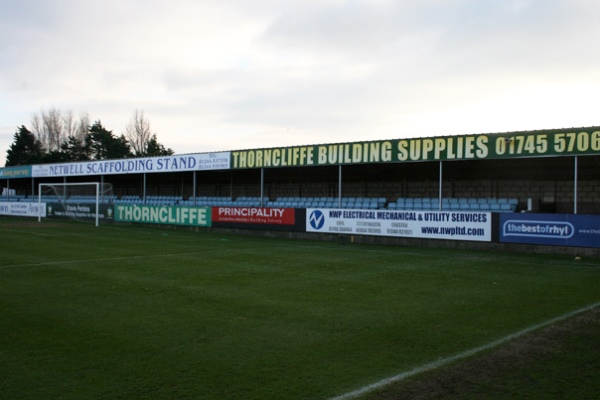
2,0,600,166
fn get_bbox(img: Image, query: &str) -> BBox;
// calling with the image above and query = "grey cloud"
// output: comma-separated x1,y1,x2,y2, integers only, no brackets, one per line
1,0,599,166
260,0,600,78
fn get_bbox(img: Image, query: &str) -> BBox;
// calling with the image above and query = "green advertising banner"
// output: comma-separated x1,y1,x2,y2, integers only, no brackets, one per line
114,204,211,226
46,203,113,220
230,127,600,169
0,165,32,178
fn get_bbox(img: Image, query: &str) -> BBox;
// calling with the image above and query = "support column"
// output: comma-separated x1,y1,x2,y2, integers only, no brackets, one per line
439,161,443,211
338,164,343,208
260,168,265,207
574,156,578,214
101,175,105,202
193,171,197,206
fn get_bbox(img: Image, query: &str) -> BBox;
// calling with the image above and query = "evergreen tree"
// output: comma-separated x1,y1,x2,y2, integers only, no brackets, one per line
86,121,132,160
60,136,90,161
5,126,44,166
146,134,174,157
42,150,69,164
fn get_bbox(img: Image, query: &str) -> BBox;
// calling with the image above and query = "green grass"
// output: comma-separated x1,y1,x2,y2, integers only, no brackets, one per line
367,305,600,400
1,218,599,399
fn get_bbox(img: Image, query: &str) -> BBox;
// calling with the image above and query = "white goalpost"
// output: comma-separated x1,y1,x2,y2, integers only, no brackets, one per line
38,182,114,227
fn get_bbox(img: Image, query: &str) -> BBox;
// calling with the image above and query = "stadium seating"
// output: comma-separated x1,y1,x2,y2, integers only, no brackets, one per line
386,197,518,212
0,194,27,202
263,196,387,209
114,195,142,204
7,193,518,212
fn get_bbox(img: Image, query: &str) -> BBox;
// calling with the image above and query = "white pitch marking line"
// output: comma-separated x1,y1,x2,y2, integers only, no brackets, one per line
0,228,55,236
0,253,202,270
330,301,600,400
0,247,263,270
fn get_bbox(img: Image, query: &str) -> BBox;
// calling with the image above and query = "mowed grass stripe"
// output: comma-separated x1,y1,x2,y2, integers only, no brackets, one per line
1,220,599,399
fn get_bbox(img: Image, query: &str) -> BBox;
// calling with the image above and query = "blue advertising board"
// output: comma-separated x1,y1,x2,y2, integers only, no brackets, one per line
500,213,600,248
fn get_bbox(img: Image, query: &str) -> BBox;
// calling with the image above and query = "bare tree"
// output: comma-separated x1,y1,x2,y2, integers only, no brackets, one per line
30,107,66,152
125,109,153,156
74,112,90,142
63,110,77,139
30,108,90,153
43,107,64,152
30,113,46,151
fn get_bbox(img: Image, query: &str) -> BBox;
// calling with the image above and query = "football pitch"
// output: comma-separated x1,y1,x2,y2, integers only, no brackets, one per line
1,218,599,400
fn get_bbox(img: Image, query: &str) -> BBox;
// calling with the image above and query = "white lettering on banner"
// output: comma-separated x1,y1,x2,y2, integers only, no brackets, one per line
115,205,209,226
218,207,285,218
306,208,491,242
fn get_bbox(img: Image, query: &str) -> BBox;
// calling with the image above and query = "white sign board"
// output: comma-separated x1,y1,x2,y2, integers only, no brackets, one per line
0,202,47,218
306,209,491,242
32,152,231,178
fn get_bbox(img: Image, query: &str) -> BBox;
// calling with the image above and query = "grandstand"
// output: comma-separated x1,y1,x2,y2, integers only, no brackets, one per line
1,126,599,250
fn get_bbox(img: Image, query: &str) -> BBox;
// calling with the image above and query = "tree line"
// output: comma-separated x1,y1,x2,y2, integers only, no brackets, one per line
5,108,174,167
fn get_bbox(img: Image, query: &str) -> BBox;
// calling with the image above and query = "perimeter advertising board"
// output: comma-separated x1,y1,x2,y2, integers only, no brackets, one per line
213,207,295,225
114,204,211,227
46,203,113,221
212,207,302,231
500,213,600,248
0,202,46,217
306,209,491,242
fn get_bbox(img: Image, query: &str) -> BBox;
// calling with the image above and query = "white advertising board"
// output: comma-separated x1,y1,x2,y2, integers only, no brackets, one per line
32,152,230,178
306,209,491,242
0,202,47,218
